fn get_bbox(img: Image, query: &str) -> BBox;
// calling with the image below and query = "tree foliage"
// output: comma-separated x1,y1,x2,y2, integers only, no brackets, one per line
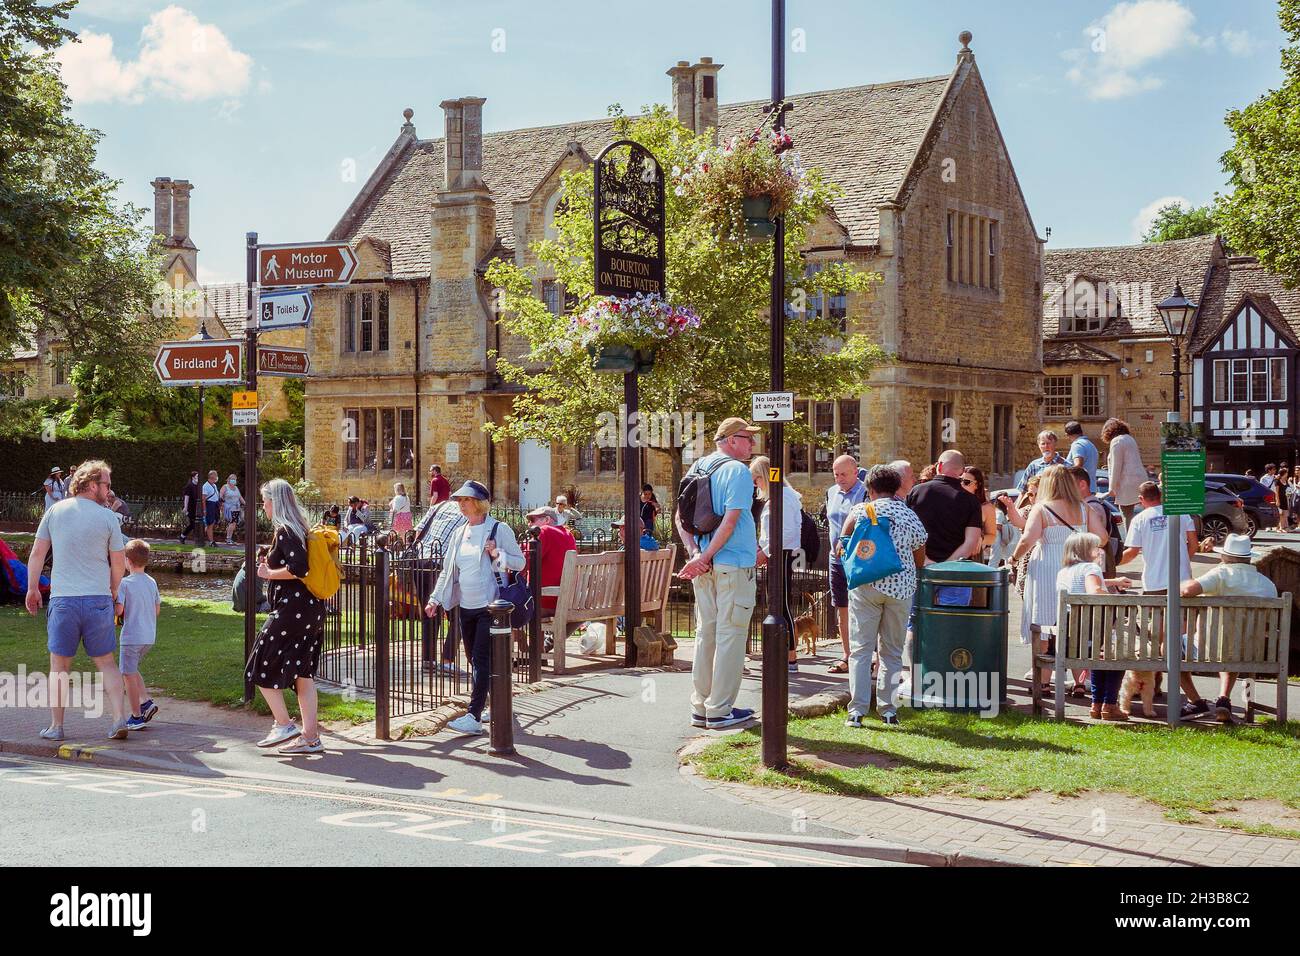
1216,0,1300,283
1141,202,1218,243
1,0,171,372
485,105,885,484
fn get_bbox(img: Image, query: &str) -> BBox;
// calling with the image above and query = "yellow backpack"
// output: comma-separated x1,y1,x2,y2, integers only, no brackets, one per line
302,525,341,600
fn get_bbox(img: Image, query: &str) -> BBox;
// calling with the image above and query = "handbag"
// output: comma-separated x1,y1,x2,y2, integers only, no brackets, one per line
840,502,903,589
487,520,533,628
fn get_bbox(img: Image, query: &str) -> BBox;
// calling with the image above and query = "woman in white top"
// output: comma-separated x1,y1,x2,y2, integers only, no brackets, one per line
1009,465,1110,692
750,456,803,672
1101,418,1146,527
389,482,412,538
425,480,524,736
1056,532,1132,720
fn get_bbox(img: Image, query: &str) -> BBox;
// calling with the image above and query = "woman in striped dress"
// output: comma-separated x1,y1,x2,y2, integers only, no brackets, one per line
1009,465,1110,691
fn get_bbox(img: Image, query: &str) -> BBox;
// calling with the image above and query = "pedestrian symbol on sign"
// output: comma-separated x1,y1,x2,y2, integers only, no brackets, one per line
263,255,280,282
222,350,237,375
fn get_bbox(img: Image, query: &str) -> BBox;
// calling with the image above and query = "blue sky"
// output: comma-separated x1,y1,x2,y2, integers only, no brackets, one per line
54,0,1288,284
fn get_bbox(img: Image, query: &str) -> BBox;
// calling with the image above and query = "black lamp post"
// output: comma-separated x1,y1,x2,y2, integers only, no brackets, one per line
1156,282,1196,415
189,319,213,495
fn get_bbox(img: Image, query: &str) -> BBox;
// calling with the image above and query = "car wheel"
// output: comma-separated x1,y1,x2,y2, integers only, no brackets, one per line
1202,516,1232,544
1244,513,1259,537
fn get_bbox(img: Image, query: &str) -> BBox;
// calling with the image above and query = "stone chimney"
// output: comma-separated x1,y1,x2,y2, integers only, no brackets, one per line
667,59,723,143
151,177,172,240
171,180,194,243
440,96,487,191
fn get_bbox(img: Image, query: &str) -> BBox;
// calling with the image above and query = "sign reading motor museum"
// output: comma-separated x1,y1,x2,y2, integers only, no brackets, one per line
593,140,665,298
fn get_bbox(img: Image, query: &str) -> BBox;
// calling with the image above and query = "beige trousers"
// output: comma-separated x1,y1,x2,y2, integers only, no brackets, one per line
690,564,756,719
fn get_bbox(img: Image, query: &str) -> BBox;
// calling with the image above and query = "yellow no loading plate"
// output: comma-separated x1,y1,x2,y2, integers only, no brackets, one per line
232,390,258,409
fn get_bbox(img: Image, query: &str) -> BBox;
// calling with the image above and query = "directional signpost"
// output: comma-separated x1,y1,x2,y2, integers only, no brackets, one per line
154,339,243,386
257,242,357,288
257,345,310,377
751,391,794,423
257,288,313,330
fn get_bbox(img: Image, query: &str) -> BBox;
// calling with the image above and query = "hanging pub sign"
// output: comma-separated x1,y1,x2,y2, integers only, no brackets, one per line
593,140,666,298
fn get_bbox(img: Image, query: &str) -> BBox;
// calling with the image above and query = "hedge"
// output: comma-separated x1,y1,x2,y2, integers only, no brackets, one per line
4,438,245,498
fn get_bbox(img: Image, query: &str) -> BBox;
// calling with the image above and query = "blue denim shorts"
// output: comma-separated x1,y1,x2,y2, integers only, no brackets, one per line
47,595,117,658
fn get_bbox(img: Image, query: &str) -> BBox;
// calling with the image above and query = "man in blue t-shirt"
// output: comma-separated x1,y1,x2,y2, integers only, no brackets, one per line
1064,421,1099,493
676,417,760,730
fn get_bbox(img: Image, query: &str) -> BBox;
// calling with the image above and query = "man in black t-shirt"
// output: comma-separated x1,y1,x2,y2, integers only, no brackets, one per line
905,450,984,604
179,471,200,544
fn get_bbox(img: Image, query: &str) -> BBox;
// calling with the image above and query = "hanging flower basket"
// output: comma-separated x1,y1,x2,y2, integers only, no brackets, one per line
565,293,700,373
673,108,809,243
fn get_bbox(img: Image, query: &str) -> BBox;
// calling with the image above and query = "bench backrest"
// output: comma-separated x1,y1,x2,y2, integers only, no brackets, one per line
550,546,677,624
1057,592,1292,666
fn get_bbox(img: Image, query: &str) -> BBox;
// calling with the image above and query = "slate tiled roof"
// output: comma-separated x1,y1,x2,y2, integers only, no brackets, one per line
200,282,249,336
334,75,952,280
1188,255,1300,354
1042,235,1218,338
1043,341,1119,364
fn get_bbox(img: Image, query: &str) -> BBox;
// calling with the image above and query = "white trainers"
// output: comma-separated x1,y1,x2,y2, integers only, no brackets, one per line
447,714,484,735
257,722,301,748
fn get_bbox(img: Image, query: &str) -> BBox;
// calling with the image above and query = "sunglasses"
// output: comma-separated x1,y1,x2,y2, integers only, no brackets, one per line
960,477,977,487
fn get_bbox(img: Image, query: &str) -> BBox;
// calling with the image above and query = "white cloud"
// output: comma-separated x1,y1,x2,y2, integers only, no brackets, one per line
55,5,252,104
1132,195,1191,240
1065,1,1252,100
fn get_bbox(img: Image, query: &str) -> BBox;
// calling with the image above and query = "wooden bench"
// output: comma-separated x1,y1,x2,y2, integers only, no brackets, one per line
1042,592,1291,722
540,546,677,674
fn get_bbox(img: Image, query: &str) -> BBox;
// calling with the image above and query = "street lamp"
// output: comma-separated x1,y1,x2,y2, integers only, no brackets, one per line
1156,282,1196,414
1154,281,1198,727
188,319,214,500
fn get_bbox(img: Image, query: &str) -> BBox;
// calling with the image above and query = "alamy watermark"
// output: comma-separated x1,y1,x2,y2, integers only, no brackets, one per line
0,667,104,718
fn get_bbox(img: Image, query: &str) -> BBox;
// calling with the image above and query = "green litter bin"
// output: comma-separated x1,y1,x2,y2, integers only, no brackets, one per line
911,561,1008,712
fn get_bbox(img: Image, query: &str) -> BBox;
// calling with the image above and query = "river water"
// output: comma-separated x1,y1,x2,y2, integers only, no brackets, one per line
152,571,234,603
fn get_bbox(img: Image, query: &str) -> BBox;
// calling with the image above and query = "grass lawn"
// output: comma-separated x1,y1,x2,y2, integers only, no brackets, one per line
689,708,1300,823
0,598,373,725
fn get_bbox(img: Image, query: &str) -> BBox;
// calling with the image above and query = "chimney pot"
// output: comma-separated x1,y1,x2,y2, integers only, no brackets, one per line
171,180,193,242
150,177,173,242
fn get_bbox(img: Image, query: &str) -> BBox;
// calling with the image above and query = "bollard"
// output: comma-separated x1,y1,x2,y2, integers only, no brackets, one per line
488,599,516,755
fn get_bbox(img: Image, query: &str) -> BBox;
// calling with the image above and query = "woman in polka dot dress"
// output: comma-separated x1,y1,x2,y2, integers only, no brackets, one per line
247,478,326,754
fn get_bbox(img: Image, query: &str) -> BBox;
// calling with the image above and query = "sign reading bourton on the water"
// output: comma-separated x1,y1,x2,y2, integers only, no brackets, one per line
593,140,665,298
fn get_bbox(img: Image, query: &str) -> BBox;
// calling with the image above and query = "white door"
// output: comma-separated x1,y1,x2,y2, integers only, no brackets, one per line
519,440,551,509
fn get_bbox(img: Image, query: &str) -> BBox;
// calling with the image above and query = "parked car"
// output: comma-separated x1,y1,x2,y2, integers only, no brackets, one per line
1198,482,1251,542
1204,473,1281,536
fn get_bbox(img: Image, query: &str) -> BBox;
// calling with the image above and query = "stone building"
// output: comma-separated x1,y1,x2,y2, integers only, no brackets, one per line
1041,234,1300,474
306,32,1044,506
1,177,302,421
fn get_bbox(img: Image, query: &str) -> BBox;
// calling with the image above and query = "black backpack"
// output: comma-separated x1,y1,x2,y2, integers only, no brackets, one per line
676,457,728,537
1087,498,1122,573
799,510,821,564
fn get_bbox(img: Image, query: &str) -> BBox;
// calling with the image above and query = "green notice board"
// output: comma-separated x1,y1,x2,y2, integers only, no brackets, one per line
1160,421,1206,516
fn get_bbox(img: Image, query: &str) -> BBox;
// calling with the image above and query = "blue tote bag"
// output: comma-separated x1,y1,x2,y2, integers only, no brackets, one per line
840,502,903,589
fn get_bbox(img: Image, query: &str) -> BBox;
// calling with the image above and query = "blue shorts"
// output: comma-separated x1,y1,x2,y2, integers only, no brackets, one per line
829,557,848,608
47,595,117,658
205,501,220,526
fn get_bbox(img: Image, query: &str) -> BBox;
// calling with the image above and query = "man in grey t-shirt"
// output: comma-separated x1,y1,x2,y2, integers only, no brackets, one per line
26,460,130,741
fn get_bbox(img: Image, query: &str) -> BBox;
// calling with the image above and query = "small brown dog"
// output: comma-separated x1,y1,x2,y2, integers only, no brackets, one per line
793,591,826,657
1120,670,1157,718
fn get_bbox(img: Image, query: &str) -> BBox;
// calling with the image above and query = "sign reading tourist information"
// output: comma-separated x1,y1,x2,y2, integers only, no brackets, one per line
257,345,310,377
154,339,243,386
593,140,665,298
257,288,313,329
256,242,357,288
1159,421,1206,516
752,391,794,422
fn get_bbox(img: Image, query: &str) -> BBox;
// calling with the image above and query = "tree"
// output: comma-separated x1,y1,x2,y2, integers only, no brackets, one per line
1141,202,1217,243
1,0,171,371
485,106,885,493
1216,0,1300,283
